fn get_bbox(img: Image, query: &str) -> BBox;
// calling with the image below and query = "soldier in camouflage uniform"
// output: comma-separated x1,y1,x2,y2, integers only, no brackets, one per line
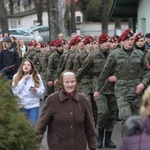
23,41,35,59
26,42,38,62
75,35,98,126
47,40,64,92
109,36,118,51
65,35,84,70
94,29,150,137
32,42,42,71
38,42,48,91
41,40,56,98
54,38,77,91
73,36,88,73
77,33,117,148
43,40,57,66
55,40,69,81
109,36,122,122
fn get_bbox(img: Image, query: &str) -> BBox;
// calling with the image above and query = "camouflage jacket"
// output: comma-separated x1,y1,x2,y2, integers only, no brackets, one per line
96,47,150,96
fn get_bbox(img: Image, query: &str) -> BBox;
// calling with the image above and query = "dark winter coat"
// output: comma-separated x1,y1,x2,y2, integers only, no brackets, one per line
119,116,150,150
35,90,96,150
0,46,20,78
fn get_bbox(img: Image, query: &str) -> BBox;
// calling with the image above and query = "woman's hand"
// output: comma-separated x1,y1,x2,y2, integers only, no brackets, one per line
24,74,30,80
29,87,37,93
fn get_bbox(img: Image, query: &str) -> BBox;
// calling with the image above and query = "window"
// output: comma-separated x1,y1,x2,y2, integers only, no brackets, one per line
76,16,81,23
11,21,17,28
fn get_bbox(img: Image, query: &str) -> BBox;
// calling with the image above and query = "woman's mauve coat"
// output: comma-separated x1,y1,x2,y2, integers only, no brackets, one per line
119,116,150,150
35,90,96,150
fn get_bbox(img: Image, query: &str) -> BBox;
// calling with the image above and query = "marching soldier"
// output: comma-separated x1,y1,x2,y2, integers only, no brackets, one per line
47,40,64,92
77,33,117,148
94,29,150,138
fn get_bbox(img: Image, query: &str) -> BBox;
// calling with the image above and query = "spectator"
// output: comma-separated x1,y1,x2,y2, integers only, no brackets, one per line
17,39,28,60
0,37,20,80
2,32,9,41
10,36,17,49
119,86,150,150
145,33,150,50
35,70,96,150
0,40,6,52
58,33,64,40
12,59,45,125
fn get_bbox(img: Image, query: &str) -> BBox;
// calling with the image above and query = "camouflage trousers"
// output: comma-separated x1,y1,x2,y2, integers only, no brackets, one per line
97,94,117,131
116,94,142,135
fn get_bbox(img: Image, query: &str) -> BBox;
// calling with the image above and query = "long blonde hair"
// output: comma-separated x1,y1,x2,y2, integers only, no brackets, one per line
13,59,40,87
140,86,150,116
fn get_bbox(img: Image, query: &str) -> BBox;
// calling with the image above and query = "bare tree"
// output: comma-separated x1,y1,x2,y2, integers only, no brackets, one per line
70,0,76,33
47,0,60,39
101,0,109,33
34,0,43,25
9,0,14,14
0,0,9,36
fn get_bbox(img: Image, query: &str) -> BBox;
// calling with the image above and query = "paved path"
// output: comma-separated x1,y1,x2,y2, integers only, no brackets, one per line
40,101,122,150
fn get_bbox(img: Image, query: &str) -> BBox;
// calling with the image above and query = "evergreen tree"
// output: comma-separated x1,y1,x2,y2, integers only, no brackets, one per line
0,78,40,150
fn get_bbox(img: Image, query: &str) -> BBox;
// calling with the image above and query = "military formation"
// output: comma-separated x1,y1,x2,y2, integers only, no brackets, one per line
2,29,150,149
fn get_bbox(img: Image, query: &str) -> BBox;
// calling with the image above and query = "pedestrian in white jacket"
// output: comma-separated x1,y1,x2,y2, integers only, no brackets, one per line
12,59,45,125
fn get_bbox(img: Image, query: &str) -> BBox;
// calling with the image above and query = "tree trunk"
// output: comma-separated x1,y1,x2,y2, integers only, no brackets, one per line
9,0,14,14
128,18,133,29
70,0,76,33
115,18,121,35
48,0,60,39
47,0,52,41
0,0,9,36
101,0,109,33
34,0,43,25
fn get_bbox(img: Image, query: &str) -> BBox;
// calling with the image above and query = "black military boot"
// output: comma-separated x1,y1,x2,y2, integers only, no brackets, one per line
97,129,104,149
105,131,116,148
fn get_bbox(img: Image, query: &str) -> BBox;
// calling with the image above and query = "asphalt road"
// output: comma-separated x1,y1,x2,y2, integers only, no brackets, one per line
40,101,122,150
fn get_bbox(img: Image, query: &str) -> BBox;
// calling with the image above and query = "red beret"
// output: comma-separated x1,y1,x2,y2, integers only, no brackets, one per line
75,35,84,45
27,41,35,46
109,36,118,42
41,42,47,48
34,42,38,48
55,40,65,47
69,39,76,49
84,36,94,45
120,29,134,41
49,40,57,47
134,32,144,43
98,33,109,44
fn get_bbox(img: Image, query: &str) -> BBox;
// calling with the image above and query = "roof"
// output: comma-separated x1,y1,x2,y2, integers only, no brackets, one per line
109,0,139,18
8,9,47,18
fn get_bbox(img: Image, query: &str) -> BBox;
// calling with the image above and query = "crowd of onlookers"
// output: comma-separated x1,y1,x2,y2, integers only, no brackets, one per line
0,29,150,150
